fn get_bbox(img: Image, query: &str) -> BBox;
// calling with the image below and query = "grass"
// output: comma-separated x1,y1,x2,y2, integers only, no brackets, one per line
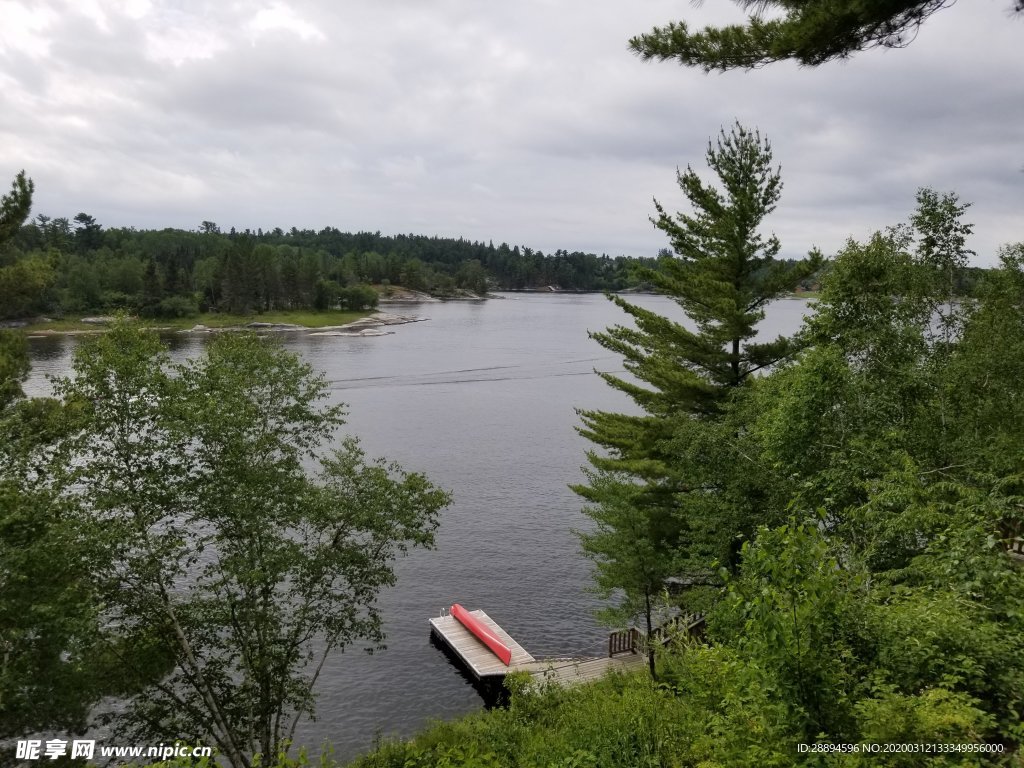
21,309,372,333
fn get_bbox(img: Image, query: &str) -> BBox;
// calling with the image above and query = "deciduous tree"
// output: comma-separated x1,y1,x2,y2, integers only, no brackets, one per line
25,325,451,767
0,332,130,746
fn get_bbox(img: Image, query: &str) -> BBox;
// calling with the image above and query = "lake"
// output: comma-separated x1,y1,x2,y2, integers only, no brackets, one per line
22,294,813,762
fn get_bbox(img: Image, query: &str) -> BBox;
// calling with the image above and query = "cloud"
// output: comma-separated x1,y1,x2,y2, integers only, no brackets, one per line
247,3,325,44
0,0,1019,263
0,1,58,58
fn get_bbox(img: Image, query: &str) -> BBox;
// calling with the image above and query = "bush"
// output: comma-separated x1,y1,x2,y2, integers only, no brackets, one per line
139,295,199,318
339,284,378,311
100,290,135,310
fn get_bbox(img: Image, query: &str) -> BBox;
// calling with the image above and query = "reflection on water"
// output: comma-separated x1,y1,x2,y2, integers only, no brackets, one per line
21,295,813,762
427,632,508,708
24,335,69,365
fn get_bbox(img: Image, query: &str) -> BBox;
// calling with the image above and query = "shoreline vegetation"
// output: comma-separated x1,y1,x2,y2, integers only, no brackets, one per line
6,288,821,336
13,310,425,336
0,218,665,327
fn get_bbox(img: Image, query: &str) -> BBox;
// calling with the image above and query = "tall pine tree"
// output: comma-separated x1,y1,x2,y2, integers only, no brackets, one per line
574,124,819,674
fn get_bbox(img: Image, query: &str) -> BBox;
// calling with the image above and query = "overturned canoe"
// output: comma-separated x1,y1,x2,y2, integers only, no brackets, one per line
450,603,512,666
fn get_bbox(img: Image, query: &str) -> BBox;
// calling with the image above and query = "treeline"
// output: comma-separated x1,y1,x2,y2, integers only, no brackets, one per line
0,213,653,320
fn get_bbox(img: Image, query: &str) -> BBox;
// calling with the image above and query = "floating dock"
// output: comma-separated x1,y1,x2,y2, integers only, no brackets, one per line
429,608,646,688
429,609,535,679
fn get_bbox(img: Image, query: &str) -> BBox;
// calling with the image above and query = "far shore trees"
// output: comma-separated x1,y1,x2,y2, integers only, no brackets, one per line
0,171,33,245
0,171,54,321
0,174,655,322
574,123,819,675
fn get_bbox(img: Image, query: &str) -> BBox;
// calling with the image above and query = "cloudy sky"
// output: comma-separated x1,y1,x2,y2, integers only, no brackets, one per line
1,0,1021,264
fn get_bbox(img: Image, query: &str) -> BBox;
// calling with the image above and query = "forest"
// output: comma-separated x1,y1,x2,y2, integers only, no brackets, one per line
0,210,655,321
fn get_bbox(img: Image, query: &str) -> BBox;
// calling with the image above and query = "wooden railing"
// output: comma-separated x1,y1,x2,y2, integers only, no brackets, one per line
1000,518,1024,557
608,628,642,656
607,614,706,657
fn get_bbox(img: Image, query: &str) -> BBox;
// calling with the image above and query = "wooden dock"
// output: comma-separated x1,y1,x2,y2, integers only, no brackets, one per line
516,655,646,686
429,609,536,679
429,608,649,688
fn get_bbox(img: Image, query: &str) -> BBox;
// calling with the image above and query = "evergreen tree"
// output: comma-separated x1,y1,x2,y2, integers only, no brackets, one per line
221,236,254,314
0,171,33,246
279,251,300,309
140,257,164,316
630,0,1021,71
574,124,819,673
72,212,104,253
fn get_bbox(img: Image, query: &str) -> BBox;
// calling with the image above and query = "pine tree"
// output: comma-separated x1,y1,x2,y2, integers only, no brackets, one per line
574,124,819,674
0,171,33,246
629,0,1021,71
222,236,255,314
140,257,164,317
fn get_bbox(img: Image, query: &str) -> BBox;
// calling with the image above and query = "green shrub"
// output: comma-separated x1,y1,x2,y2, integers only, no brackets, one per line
139,295,199,318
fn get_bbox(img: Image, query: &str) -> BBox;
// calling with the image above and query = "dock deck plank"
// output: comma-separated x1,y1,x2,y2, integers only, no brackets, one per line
430,608,645,688
429,610,535,679
520,654,646,686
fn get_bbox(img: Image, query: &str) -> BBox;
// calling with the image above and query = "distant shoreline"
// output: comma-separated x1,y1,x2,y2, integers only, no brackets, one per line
13,310,424,338
8,292,818,337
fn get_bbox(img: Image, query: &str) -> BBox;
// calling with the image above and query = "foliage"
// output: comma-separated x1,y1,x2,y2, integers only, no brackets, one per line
339,284,379,311
0,170,33,245
944,243,1024,479
0,458,121,739
912,188,974,327
750,194,985,552
3,323,450,767
841,689,996,768
0,330,29,407
629,0,1022,71
565,189,1023,766
0,253,55,320
736,194,1024,753
0,332,128,744
351,667,798,768
139,295,201,319
711,522,865,740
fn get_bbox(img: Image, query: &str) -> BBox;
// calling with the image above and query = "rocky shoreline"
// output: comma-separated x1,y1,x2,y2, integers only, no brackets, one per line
181,312,425,337
18,312,425,338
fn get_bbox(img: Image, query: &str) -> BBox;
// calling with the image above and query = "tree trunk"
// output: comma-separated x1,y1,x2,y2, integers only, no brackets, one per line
644,593,656,680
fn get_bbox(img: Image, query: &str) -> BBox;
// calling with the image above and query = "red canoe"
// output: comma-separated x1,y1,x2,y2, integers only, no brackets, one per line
451,604,512,666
